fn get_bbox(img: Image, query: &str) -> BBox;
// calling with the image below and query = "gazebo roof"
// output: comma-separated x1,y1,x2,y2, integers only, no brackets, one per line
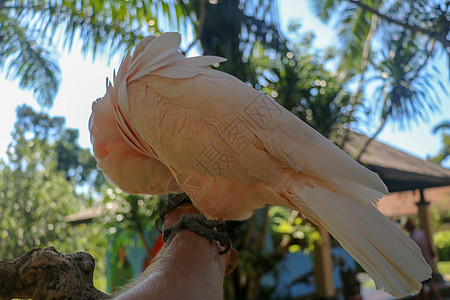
345,132,450,192
376,186,450,218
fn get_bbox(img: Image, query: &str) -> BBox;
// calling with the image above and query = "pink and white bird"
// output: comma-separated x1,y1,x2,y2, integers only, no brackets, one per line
89,32,431,297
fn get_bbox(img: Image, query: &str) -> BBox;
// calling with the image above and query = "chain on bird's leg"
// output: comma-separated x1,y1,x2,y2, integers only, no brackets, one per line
163,214,231,255
155,193,191,233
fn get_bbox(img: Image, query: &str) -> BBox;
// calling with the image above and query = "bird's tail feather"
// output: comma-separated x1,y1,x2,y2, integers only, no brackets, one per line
287,184,431,297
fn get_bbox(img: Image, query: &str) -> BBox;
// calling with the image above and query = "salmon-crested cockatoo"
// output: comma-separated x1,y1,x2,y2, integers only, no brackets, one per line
89,32,431,297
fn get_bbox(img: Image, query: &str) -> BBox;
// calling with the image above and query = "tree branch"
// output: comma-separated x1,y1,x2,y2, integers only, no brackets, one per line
0,247,110,300
346,0,449,48
410,39,436,83
341,14,378,150
356,85,390,162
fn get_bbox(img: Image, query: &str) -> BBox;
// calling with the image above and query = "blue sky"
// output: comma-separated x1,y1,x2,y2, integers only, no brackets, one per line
0,0,448,167
277,0,450,167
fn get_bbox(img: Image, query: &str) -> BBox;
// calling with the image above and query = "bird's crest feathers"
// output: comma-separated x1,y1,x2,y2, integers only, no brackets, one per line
106,32,226,118
112,32,226,88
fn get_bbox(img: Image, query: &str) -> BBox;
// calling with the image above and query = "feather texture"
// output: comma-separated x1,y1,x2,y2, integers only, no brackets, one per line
90,32,431,297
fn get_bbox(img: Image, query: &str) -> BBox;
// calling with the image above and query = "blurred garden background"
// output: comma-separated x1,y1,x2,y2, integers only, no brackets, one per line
0,0,449,299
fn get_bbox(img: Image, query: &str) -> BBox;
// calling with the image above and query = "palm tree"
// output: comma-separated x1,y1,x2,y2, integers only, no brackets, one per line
0,0,185,108
0,0,284,109
310,0,449,75
310,0,383,75
347,0,449,47
356,30,443,161
310,0,385,149
178,0,284,83
431,120,450,165
309,0,449,155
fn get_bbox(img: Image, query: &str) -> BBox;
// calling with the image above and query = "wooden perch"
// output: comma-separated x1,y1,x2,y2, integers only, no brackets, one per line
0,247,110,300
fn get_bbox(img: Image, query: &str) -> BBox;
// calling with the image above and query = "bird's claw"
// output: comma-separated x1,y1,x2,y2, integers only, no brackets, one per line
163,214,231,255
155,193,190,233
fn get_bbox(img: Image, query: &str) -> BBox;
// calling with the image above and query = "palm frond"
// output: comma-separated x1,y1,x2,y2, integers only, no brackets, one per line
6,0,187,59
0,0,189,107
370,31,444,128
433,121,450,134
0,14,60,108
309,0,344,22
336,5,370,71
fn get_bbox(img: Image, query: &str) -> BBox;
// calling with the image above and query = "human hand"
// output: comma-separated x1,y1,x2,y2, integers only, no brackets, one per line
162,202,239,276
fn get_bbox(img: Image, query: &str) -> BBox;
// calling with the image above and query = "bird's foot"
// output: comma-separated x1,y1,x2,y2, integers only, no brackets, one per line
163,214,231,255
155,193,191,232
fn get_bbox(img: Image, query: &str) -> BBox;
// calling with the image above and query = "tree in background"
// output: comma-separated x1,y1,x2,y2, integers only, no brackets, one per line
0,0,283,108
178,0,283,83
11,105,106,190
253,23,351,138
310,0,449,157
356,27,444,160
0,104,107,286
98,191,163,293
0,0,185,107
431,120,450,165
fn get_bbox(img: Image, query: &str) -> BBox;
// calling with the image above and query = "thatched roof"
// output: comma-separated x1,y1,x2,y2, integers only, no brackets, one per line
345,132,450,192
64,202,120,224
376,186,450,218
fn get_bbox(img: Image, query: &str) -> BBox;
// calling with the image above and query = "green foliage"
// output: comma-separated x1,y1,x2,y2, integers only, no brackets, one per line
99,190,162,292
269,206,320,253
381,1,449,47
251,26,351,138
0,105,105,258
430,193,450,227
0,0,186,107
181,0,284,84
101,190,160,238
11,105,106,190
0,160,81,257
1,0,284,108
434,230,450,261
438,261,450,275
310,0,383,74
370,30,442,128
54,128,106,189
225,205,321,299
309,0,449,147
8,0,184,55
433,121,450,134
431,120,450,165
310,0,449,75
0,16,61,107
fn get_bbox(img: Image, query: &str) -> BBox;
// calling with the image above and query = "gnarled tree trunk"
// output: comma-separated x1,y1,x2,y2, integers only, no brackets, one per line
0,247,110,300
